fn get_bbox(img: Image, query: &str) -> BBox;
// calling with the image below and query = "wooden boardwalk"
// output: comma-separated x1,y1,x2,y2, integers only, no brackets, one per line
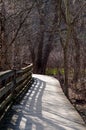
0,74,86,130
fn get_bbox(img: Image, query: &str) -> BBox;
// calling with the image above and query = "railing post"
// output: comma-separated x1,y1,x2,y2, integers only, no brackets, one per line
12,69,16,101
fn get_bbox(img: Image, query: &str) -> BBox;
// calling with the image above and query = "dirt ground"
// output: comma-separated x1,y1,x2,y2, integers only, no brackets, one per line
69,88,86,124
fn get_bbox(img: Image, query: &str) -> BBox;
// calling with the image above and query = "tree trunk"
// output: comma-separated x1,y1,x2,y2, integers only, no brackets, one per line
33,5,45,74
40,0,59,74
34,36,44,74
72,27,80,84
0,1,8,71
41,35,53,74
63,47,68,97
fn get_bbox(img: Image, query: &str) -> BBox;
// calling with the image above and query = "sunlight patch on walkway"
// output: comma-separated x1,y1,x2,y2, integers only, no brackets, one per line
19,117,26,130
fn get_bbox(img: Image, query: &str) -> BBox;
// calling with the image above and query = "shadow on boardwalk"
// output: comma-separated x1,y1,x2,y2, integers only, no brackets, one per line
0,75,86,130
0,78,44,130
0,78,65,130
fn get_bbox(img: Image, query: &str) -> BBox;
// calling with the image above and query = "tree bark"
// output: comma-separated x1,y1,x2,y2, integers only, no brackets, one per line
39,0,59,74
59,0,71,98
0,1,8,70
63,47,68,97
33,2,45,73
72,27,80,83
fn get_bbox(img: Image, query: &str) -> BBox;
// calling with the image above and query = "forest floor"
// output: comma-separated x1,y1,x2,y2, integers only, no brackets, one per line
69,87,86,124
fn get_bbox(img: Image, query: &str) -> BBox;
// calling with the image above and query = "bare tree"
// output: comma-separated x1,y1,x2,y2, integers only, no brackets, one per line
58,0,71,97
33,0,59,74
0,0,35,70
0,0,8,70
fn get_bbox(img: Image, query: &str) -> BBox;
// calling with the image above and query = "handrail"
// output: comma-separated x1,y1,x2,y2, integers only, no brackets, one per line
0,64,33,121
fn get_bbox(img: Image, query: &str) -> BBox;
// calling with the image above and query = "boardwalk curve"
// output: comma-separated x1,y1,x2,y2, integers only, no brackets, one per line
0,74,86,130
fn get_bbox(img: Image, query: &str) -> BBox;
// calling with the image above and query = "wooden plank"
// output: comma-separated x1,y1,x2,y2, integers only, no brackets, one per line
15,76,32,97
22,64,33,70
16,64,33,74
16,69,32,77
22,68,33,74
0,94,12,110
15,78,31,99
16,75,28,85
0,82,13,98
15,80,27,93
15,76,31,93
0,101,13,121
16,72,32,86
0,70,14,82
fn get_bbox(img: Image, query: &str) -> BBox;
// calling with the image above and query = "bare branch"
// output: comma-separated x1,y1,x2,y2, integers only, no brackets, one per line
9,2,35,46
71,2,86,24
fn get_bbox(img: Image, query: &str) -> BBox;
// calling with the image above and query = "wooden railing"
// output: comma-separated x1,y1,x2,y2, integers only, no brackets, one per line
0,64,33,121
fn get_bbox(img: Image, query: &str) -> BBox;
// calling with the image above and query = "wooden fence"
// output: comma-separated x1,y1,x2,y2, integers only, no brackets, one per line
0,64,33,121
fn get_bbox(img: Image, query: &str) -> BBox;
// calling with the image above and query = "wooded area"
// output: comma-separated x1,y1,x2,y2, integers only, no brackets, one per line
0,0,86,122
